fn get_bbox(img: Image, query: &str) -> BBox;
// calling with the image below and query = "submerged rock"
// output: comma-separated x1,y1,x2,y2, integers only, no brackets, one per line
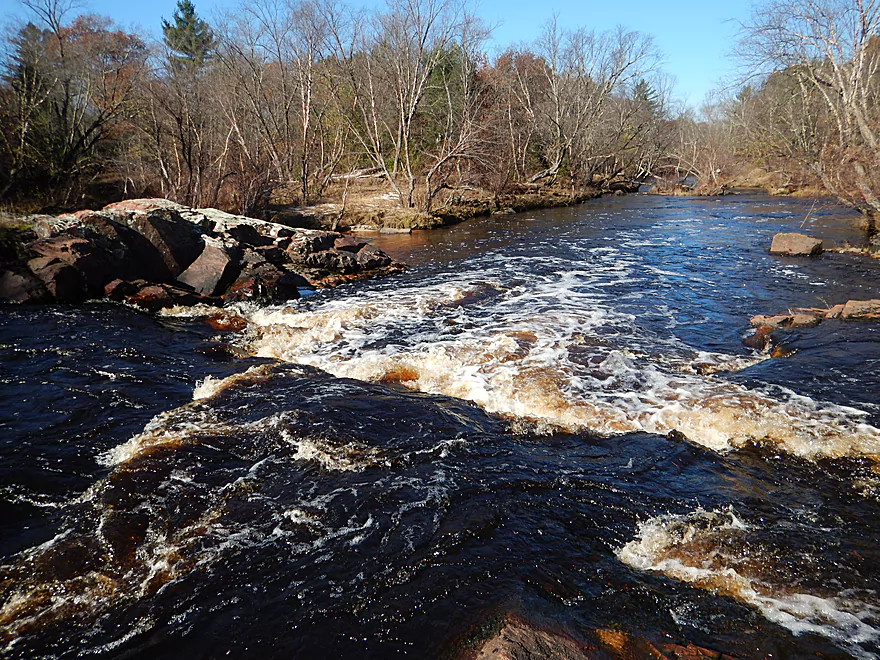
769,232,823,256
0,198,403,309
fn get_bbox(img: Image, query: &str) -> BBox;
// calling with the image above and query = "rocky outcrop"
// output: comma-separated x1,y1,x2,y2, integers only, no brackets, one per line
468,620,736,660
769,232,823,256
745,299,880,352
0,198,403,309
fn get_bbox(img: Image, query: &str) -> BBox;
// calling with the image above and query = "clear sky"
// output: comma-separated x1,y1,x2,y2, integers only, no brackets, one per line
1,0,754,106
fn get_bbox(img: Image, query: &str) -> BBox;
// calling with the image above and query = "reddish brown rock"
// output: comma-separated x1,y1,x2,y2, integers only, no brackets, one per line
769,232,823,256
205,313,248,332
841,299,880,320
473,621,590,660
771,344,797,358
104,279,138,301
126,285,174,311
743,325,774,350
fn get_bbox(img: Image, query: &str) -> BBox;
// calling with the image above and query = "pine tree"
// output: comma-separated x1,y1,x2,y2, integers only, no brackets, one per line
161,0,214,70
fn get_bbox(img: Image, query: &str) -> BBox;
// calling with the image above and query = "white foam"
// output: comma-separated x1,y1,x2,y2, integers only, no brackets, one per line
618,509,880,658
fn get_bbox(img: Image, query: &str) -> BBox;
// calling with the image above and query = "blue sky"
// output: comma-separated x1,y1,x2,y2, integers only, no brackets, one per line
1,0,753,105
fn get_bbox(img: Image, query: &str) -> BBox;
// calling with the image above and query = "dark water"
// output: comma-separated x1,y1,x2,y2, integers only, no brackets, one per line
2,194,880,658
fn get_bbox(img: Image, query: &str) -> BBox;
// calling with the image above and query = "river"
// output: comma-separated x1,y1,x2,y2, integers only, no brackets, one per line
1,193,879,658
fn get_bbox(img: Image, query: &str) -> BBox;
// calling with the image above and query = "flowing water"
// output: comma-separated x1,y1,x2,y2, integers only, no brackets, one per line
2,194,880,658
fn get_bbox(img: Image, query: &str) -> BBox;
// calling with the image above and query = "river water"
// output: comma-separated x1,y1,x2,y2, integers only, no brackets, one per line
2,194,880,658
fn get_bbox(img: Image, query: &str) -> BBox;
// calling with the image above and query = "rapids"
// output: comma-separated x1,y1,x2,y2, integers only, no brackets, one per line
2,193,880,658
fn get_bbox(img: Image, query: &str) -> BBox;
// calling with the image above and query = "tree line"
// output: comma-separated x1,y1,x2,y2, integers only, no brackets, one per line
2,0,880,230
0,0,672,213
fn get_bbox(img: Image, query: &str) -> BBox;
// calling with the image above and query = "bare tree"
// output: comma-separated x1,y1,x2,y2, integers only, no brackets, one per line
741,0,880,226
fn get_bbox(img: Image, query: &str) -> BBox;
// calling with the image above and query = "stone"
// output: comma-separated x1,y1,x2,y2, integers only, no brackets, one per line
30,262,86,302
841,299,880,320
355,244,393,270
304,248,359,273
176,237,241,296
205,313,248,332
825,304,845,319
105,204,205,277
285,231,338,260
769,232,823,256
126,284,174,311
252,244,286,265
379,226,412,234
771,344,797,358
224,267,302,304
750,314,792,328
789,312,822,328
334,235,368,253
104,279,138,301
474,621,589,660
0,269,49,303
743,325,774,350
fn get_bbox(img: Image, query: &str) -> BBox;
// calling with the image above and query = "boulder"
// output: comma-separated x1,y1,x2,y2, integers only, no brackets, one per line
105,204,204,277
126,284,174,311
285,231,338,260
743,325,774,350
769,232,823,256
825,304,845,319
304,248,359,273
224,266,302,304
30,261,87,302
205,313,248,332
176,237,241,296
841,299,880,320
0,269,49,303
474,621,589,660
334,235,368,252
749,314,792,328
104,279,138,301
355,244,393,270
789,312,822,328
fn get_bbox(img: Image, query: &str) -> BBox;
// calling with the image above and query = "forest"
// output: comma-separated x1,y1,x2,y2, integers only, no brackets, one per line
1,0,879,231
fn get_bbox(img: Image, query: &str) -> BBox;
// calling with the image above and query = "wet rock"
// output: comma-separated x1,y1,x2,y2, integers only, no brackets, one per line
771,344,797,358
334,235,368,253
177,237,241,296
126,284,174,311
0,269,48,303
205,313,248,332
473,621,589,660
743,325,774,350
749,314,792,328
356,244,393,269
224,267,302,304
769,232,823,256
104,279,138,301
841,299,880,320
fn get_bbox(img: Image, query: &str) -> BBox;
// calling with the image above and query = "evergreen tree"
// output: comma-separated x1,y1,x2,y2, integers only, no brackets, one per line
161,0,214,69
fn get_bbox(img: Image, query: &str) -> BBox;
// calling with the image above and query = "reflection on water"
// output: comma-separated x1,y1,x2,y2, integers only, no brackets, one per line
2,193,880,658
